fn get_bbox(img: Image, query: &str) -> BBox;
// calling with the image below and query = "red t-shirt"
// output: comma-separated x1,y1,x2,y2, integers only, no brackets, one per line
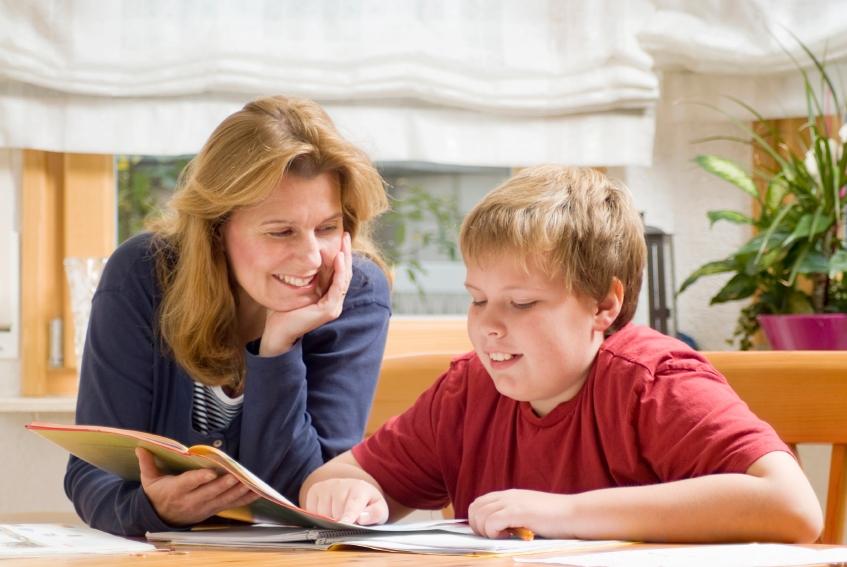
353,324,789,517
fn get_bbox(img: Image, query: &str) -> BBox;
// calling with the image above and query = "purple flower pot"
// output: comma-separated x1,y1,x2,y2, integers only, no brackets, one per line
758,314,847,350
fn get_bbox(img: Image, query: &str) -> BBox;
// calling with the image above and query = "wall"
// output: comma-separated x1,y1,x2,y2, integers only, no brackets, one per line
0,149,20,397
0,411,76,518
621,71,755,350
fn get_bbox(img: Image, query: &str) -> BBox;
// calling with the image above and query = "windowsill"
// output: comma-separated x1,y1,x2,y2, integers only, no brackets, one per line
0,396,76,413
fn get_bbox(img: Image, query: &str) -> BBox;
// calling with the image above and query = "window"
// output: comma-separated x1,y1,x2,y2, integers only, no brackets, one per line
115,155,510,315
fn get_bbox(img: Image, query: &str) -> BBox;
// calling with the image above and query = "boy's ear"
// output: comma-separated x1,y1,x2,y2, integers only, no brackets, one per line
593,278,624,332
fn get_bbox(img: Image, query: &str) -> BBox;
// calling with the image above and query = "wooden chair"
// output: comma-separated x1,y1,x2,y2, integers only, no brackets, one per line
703,350,847,544
383,317,471,358
366,352,455,436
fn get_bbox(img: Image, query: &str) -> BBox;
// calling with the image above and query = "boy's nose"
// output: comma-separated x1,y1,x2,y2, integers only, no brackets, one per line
479,310,506,338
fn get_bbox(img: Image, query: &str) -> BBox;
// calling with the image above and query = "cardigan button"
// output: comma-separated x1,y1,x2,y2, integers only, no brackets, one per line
212,439,223,448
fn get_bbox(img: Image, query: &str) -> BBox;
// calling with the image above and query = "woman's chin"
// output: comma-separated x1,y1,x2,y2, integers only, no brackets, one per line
267,293,319,313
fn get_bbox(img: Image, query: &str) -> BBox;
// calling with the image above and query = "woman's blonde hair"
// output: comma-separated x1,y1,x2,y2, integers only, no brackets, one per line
459,166,646,332
149,95,389,387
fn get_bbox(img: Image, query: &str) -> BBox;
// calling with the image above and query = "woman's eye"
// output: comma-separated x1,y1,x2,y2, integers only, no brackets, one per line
267,229,293,238
470,299,487,307
318,224,339,233
512,301,537,310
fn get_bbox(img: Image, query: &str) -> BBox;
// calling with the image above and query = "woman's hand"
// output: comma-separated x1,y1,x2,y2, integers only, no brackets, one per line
259,232,353,357
303,478,389,525
136,448,258,526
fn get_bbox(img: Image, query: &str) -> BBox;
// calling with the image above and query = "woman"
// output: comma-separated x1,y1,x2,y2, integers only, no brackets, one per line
65,96,392,536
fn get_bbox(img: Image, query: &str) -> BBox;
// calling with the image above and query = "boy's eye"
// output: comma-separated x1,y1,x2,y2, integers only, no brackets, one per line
512,301,537,310
470,299,487,307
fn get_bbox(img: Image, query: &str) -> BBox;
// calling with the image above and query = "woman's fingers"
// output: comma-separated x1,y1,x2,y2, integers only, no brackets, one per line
326,232,352,302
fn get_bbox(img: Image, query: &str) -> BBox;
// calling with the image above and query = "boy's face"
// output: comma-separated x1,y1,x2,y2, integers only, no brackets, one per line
464,256,608,417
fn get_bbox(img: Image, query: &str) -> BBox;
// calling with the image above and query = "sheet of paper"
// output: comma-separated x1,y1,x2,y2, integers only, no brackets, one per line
514,543,847,567
330,532,623,555
0,524,156,557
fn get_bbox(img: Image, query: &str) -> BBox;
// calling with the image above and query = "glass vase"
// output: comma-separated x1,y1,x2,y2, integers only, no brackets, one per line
63,257,107,372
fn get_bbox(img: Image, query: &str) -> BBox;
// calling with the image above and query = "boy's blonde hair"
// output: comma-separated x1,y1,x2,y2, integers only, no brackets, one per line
459,166,646,332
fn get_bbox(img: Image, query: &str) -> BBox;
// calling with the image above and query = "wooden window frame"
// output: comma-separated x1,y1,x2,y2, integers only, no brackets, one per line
20,150,115,396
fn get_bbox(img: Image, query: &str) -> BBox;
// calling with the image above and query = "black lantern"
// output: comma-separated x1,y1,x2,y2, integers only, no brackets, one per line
644,224,677,336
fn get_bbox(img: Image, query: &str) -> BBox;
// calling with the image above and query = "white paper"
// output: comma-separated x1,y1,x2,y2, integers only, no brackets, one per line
0,524,156,557
515,543,847,567
331,532,622,555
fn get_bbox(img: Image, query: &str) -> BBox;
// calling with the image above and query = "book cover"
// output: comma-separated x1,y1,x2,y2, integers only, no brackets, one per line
26,421,376,530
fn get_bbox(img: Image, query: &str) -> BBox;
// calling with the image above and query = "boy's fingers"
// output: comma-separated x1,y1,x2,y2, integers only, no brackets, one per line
360,499,389,525
338,491,370,524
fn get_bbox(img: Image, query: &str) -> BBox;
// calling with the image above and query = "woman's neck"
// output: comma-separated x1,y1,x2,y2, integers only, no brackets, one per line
236,290,265,344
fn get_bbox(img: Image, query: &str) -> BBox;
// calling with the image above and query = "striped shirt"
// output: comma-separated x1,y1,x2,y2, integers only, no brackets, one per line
191,382,244,434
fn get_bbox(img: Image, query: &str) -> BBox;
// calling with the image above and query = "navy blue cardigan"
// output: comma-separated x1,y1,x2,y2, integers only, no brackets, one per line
65,233,391,536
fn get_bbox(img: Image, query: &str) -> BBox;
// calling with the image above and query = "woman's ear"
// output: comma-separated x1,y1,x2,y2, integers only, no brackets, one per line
593,278,623,332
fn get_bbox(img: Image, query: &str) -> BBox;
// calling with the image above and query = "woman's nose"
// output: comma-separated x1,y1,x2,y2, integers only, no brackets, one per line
297,233,323,270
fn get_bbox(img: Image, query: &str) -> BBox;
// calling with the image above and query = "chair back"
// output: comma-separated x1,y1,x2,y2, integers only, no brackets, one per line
383,317,471,358
703,350,847,544
366,353,455,436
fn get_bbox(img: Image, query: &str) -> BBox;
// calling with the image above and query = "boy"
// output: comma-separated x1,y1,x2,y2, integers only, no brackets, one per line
300,166,822,543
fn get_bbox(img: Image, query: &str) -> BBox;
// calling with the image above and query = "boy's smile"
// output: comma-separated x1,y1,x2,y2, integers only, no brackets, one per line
464,256,611,417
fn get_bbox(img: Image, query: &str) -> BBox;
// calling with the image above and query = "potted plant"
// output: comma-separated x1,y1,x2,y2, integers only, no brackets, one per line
678,41,847,350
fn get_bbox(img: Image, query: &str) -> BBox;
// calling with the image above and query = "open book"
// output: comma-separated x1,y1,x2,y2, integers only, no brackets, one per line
28,421,625,556
146,524,624,555
25,421,391,530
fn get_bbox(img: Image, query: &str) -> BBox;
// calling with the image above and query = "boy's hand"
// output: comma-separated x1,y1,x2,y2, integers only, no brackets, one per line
136,448,259,526
259,232,352,356
468,489,569,539
303,478,389,525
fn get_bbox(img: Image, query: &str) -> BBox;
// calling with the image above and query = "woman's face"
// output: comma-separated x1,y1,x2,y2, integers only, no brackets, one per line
223,171,344,316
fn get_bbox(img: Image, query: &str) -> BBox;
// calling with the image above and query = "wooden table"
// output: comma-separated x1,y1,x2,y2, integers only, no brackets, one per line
0,516,841,566
1,543,844,567
0,545,559,567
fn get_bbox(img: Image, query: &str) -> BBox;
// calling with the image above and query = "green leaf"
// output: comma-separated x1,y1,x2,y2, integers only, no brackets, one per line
678,259,737,294
794,250,830,274
786,289,816,313
765,177,789,211
393,222,406,247
694,155,759,199
710,273,758,304
754,203,795,265
829,249,847,278
746,247,785,274
707,210,754,226
784,212,834,247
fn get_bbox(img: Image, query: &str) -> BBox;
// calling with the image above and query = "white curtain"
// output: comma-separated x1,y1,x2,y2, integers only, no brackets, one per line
0,0,658,165
640,0,847,74
639,0,847,120
0,0,845,164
